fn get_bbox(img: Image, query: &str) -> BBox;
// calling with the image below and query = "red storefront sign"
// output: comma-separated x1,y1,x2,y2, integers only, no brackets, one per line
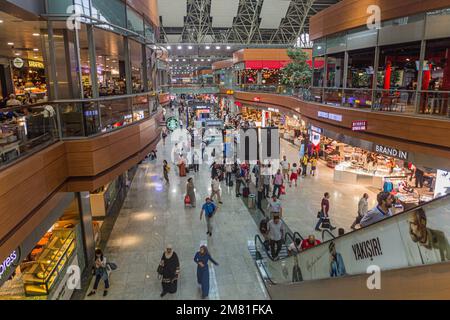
352,120,368,131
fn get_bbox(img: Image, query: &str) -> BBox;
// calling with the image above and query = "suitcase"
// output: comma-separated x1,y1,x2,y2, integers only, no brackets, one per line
243,187,250,198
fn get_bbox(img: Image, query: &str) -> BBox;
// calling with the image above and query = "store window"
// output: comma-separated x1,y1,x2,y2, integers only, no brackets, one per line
418,38,450,116
126,6,144,37
78,24,93,98
378,42,420,90
91,0,126,30
145,22,155,43
146,47,155,91
326,53,345,88
312,56,325,87
129,40,144,93
0,199,84,300
347,48,375,88
94,28,126,96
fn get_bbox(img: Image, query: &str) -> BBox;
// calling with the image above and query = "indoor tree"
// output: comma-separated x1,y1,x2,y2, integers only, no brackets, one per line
281,48,312,93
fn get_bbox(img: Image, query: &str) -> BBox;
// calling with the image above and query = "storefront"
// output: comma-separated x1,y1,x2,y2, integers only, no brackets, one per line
11,58,47,102
0,195,86,300
307,123,437,210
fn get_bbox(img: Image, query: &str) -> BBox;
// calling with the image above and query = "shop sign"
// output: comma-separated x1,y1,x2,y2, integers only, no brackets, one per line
434,170,450,198
374,144,408,160
253,97,261,102
28,60,45,69
268,107,279,113
13,57,24,69
0,248,21,285
352,120,368,131
226,90,234,95
166,116,179,131
310,125,323,134
318,111,342,122
205,120,223,127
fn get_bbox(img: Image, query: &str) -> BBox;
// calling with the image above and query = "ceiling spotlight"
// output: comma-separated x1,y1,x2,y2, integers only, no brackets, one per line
183,59,186,62
7,42,14,46
34,56,38,59
33,48,39,52
216,46,221,50
205,46,210,50
169,59,172,62
194,58,198,62
177,45,182,50
201,59,204,62
32,33,40,37
0,20,3,23
167,46,171,50
207,59,211,62
226,46,231,50
188,46,193,50
15,53,21,56
176,59,179,62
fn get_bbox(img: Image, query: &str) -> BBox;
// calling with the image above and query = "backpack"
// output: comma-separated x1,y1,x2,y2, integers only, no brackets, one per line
259,217,269,234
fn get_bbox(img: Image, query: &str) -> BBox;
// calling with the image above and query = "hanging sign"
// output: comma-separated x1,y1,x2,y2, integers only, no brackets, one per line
13,57,24,69
352,120,368,131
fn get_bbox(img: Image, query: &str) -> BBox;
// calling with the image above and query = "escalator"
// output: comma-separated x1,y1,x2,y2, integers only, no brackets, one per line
250,194,450,299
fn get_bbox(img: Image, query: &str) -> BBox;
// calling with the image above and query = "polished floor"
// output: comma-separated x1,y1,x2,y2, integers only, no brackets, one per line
84,115,380,300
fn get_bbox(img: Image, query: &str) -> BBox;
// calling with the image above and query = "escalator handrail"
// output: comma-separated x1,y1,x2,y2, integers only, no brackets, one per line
254,234,276,262
321,229,336,241
293,232,304,241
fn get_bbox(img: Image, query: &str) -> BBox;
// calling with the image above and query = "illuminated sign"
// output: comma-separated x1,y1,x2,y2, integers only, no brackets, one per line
28,60,45,69
166,116,179,131
374,144,408,160
318,111,343,122
13,57,24,69
226,90,234,95
253,97,261,102
352,120,368,131
0,248,21,285
268,107,279,113
310,125,323,134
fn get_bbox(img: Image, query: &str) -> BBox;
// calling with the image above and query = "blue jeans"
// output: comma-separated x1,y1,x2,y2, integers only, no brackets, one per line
315,212,325,230
272,184,281,198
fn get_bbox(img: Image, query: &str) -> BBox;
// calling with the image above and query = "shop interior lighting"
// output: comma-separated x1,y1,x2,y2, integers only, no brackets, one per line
7,42,14,46
33,48,39,51
194,58,198,62
0,20,3,23
32,33,40,36
15,53,21,56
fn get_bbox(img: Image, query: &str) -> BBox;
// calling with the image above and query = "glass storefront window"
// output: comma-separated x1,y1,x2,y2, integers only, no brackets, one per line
313,56,325,87
326,53,345,88
145,23,155,42
378,42,420,90
46,0,74,14
347,48,375,88
91,0,126,29
94,28,126,96
77,25,93,98
126,6,144,37
130,40,144,93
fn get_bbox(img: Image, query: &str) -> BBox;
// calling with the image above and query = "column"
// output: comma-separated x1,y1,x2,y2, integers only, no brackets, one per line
76,192,96,270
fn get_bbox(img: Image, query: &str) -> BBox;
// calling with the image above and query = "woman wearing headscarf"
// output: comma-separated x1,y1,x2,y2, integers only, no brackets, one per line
159,244,180,297
186,178,196,208
194,245,219,299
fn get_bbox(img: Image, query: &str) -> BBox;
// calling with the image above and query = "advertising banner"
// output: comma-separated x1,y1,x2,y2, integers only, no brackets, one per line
288,195,450,283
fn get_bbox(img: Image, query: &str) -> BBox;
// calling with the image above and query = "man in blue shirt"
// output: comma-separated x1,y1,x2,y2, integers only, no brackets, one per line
360,192,395,227
200,198,217,237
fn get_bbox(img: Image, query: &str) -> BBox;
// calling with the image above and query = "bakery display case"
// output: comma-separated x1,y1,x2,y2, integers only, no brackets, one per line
22,229,76,297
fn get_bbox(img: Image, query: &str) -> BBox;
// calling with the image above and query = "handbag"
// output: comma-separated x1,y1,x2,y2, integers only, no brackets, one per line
317,211,322,218
280,185,286,195
184,195,191,205
321,218,331,229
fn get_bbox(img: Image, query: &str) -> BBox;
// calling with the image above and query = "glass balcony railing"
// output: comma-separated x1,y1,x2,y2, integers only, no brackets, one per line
0,92,161,170
233,84,450,120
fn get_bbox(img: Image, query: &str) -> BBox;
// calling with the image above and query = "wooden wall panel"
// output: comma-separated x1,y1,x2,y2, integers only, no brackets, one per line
310,0,450,40
0,115,162,260
127,0,159,27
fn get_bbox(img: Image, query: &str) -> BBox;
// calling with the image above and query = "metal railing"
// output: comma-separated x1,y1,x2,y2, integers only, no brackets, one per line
0,92,161,170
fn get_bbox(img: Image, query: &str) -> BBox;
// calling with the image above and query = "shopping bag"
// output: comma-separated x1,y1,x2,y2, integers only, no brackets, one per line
184,195,191,205
321,218,331,229
280,185,286,195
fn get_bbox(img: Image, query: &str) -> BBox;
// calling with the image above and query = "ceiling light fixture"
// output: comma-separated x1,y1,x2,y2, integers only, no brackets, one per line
32,33,40,37
177,45,182,50
194,59,198,62
216,46,221,50
188,46,193,50
33,48,39,52
15,53,21,56
201,59,204,62
176,59,179,62
167,46,171,50
205,46,210,50
226,46,231,50
7,42,14,46
207,59,211,62
0,20,3,23
183,59,186,62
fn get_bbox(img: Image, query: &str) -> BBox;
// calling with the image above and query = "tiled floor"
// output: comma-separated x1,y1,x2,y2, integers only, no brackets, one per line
85,112,380,300
277,139,378,238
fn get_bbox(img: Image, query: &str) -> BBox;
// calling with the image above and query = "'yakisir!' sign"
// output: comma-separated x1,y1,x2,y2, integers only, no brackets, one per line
375,144,408,160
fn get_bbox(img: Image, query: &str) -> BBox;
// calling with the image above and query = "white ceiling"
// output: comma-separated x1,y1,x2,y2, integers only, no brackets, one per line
211,0,240,28
259,0,291,29
157,0,186,28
